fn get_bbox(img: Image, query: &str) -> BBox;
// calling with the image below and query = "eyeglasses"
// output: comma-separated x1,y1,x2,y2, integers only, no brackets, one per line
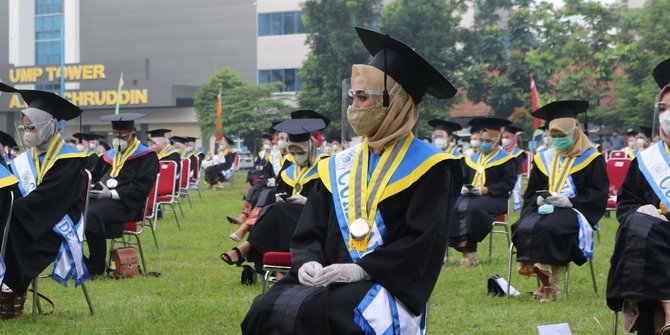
347,89,385,99
17,120,51,132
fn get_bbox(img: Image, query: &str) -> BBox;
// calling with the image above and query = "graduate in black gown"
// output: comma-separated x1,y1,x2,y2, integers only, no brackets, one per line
0,83,87,319
204,136,236,189
148,129,181,182
73,132,104,172
448,117,518,266
241,27,462,334
221,118,327,264
428,119,463,159
512,100,608,302
0,131,18,168
85,113,159,277
607,58,670,335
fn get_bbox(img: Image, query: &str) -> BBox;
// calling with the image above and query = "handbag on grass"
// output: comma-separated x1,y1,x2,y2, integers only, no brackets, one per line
487,274,520,297
111,247,140,277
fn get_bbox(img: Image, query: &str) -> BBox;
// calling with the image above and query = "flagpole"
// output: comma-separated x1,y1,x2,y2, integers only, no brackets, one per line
59,3,66,136
215,89,223,141
114,73,124,115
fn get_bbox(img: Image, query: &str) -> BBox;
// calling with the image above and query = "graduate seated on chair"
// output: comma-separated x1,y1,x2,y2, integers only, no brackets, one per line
221,117,328,268
73,132,105,172
607,58,670,335
0,83,87,319
204,136,236,189
447,117,518,267
512,100,608,302
84,113,159,277
241,27,462,335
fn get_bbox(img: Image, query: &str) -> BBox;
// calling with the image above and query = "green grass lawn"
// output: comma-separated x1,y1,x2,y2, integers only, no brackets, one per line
2,172,618,334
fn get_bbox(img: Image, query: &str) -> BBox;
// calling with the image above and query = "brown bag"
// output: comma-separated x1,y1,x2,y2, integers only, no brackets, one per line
111,247,140,277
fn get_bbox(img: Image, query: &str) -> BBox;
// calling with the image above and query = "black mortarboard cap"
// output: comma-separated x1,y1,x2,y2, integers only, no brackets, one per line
639,126,653,138
0,82,82,120
0,131,17,148
531,100,589,122
428,119,462,134
100,113,145,130
261,133,273,140
185,137,198,143
653,58,670,89
503,125,523,134
73,133,103,141
273,119,326,142
147,129,171,137
625,130,637,137
468,117,512,131
538,123,548,131
224,136,234,146
355,27,457,105
291,110,331,128
170,136,187,144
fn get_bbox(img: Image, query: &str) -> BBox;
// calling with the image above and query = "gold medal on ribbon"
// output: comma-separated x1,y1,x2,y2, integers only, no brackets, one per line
350,218,370,241
106,178,118,189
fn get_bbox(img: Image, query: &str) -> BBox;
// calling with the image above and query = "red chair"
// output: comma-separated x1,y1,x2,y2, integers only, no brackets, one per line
261,252,292,293
608,150,627,160
606,159,632,211
179,158,192,209
230,154,242,186
189,155,202,199
32,169,94,316
521,152,531,178
155,161,180,229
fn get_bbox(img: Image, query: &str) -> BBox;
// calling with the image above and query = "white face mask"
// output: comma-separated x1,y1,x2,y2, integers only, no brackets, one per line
501,138,511,147
433,138,447,150
277,139,288,150
262,143,271,150
331,144,339,150
627,140,636,148
662,112,670,135
636,138,646,148
23,132,41,148
75,144,85,151
470,139,479,148
89,142,97,150
112,138,128,152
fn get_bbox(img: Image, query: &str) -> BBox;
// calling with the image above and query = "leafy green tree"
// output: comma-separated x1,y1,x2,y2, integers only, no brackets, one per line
298,0,382,132
193,68,290,150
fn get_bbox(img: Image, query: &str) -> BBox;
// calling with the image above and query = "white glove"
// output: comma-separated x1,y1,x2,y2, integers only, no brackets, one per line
460,186,471,195
313,263,369,287
298,261,323,287
286,194,307,205
266,178,276,188
470,187,483,196
90,183,111,199
536,195,545,206
545,195,572,208
274,193,286,203
637,204,668,222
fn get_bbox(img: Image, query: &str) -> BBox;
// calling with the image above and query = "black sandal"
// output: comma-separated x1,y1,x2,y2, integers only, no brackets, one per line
220,247,245,266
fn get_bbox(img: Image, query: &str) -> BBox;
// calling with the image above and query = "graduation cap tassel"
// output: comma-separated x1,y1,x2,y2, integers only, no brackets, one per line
382,41,389,108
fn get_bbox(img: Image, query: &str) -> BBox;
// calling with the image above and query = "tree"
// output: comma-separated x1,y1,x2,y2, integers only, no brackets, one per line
193,68,290,150
298,0,382,133
378,0,467,131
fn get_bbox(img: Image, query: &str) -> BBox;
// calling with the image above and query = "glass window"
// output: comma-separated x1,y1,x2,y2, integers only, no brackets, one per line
35,0,63,65
258,11,304,36
259,69,301,92
36,0,61,15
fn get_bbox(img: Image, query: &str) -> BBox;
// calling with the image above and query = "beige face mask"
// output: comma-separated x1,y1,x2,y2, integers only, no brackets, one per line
346,102,388,137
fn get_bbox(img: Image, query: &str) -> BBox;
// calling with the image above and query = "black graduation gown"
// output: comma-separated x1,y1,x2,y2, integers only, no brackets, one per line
84,152,100,173
245,160,320,265
241,160,458,335
86,150,159,238
606,158,670,313
448,157,518,251
512,155,608,266
2,157,85,293
204,152,236,184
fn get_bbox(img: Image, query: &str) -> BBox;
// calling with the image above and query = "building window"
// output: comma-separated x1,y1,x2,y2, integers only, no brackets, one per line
259,69,301,92
35,0,63,65
258,11,305,36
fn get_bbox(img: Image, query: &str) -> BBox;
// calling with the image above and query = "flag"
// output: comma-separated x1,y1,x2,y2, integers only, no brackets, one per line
114,73,124,115
215,89,223,141
530,74,543,129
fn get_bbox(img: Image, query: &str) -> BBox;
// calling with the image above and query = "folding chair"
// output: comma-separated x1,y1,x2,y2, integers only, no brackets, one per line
189,155,202,199
32,169,94,316
505,243,597,299
1,192,14,274
488,196,513,262
608,150,627,160
229,155,241,186
108,196,152,274
155,161,180,229
261,252,291,293
521,152,532,178
605,159,631,212
179,158,192,209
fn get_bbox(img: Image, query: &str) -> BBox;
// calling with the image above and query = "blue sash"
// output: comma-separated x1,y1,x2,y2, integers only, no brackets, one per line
637,141,670,210
10,144,88,287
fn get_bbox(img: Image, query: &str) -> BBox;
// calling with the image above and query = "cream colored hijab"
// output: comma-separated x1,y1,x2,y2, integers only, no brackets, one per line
350,65,419,153
548,117,593,157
